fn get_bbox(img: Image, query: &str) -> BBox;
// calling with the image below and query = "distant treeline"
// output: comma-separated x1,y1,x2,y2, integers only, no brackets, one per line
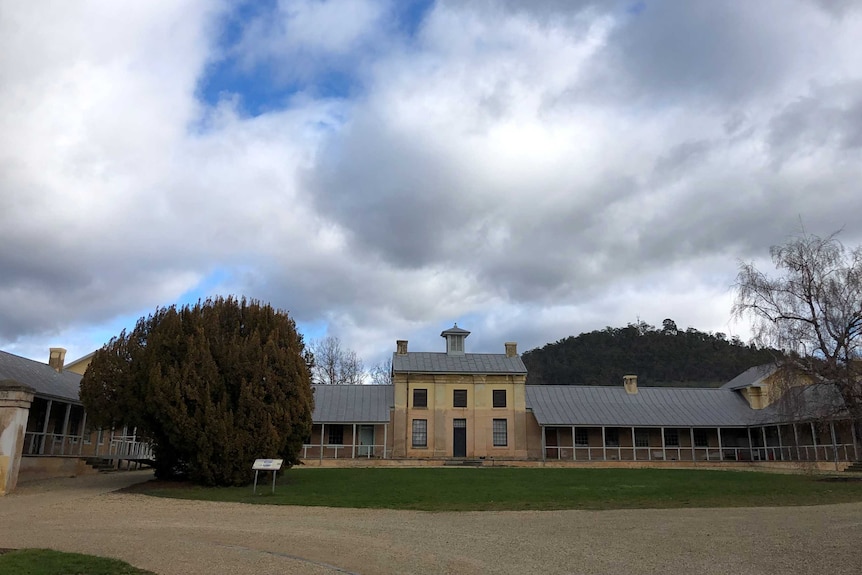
521,319,780,387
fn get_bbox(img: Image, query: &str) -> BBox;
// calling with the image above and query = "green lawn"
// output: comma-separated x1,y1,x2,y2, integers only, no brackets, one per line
137,467,862,511
0,549,155,575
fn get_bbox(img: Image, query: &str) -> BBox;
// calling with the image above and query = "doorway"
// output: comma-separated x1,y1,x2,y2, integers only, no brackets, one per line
358,425,374,457
453,419,467,457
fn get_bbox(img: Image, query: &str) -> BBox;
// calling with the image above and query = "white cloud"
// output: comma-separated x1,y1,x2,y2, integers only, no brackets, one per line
2,0,862,373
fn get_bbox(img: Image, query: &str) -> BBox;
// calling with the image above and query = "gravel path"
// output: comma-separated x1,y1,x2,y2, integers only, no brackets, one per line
1,471,861,575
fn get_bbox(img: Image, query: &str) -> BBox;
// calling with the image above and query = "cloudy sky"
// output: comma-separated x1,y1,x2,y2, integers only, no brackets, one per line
2,0,861,368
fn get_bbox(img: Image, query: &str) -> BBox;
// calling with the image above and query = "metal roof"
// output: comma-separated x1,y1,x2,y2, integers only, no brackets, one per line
311,384,393,423
440,324,471,337
753,383,849,424
526,385,756,427
392,352,527,374
721,364,777,390
0,349,82,403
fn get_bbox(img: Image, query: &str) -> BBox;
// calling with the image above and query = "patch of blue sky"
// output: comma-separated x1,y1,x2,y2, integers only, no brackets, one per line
395,0,434,40
626,1,647,16
295,318,329,344
196,0,436,119
172,267,233,308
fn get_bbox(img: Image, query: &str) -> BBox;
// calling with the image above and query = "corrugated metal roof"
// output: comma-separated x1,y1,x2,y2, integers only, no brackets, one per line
0,349,82,402
311,384,393,423
721,364,777,390
392,352,527,374
526,385,756,427
754,383,848,424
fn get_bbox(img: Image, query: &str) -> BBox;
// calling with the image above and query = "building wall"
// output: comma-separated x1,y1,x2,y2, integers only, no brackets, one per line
392,372,528,459
0,386,34,495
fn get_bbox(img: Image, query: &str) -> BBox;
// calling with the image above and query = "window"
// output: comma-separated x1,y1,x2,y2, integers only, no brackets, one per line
574,428,589,447
493,419,508,447
449,335,464,353
453,389,467,408
412,419,427,448
413,388,427,408
635,429,650,448
492,389,507,408
664,428,679,447
328,425,344,445
605,428,619,447
694,429,709,447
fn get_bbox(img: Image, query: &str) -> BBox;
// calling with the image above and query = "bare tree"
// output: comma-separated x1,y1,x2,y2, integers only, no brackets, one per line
309,336,365,385
368,357,392,385
733,230,862,428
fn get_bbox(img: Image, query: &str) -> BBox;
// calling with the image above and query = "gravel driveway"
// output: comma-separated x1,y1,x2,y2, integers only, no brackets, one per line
1,470,860,575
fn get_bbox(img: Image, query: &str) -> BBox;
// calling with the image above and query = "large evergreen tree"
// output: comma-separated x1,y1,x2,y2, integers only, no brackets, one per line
80,297,314,486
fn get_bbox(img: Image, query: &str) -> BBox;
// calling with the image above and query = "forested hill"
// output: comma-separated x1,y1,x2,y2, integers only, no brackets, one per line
521,320,780,387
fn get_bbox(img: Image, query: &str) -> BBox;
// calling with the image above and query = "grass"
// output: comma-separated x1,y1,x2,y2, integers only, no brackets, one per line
134,467,862,511
0,549,155,575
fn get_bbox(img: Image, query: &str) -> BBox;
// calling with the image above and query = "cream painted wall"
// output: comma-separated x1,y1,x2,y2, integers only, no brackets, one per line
0,384,35,495
393,372,528,459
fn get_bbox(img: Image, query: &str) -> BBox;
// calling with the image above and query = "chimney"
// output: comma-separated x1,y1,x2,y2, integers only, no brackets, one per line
49,348,67,373
623,374,638,395
505,342,517,358
396,340,408,355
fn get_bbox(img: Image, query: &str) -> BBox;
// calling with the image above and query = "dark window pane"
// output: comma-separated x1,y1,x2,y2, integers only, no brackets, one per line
413,388,427,408
453,389,467,407
493,389,507,408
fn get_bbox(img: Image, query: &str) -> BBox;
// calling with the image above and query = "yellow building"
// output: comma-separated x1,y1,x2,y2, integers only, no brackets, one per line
391,325,528,459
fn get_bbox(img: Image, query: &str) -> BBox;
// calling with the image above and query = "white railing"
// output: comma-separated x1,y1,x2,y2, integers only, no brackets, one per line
23,430,154,461
109,435,154,460
543,443,858,462
302,443,387,459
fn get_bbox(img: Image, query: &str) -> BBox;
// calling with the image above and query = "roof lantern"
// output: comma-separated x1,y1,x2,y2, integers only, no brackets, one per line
441,323,470,355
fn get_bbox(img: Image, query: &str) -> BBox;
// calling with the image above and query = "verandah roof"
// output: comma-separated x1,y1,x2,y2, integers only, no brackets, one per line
311,384,393,423
526,385,756,428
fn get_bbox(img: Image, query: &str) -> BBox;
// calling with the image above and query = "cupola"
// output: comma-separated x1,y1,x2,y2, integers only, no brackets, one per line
441,324,470,355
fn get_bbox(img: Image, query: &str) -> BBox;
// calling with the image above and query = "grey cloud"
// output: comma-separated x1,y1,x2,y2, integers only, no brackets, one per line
303,118,482,268
585,2,797,106
767,82,862,166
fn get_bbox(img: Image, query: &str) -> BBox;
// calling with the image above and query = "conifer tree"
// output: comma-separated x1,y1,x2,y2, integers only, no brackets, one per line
81,297,314,486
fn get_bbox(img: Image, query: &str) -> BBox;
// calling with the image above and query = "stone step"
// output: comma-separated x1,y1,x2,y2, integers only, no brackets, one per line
443,459,484,467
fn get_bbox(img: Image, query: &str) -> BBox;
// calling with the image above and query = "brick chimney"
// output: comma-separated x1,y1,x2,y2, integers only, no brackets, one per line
49,348,67,373
623,374,638,395
396,340,408,355
505,342,517,358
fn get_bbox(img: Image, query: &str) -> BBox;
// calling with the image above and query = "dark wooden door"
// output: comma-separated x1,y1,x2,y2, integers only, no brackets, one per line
453,419,467,457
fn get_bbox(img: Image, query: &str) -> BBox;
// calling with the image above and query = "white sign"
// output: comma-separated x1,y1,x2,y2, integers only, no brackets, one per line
253,458,283,471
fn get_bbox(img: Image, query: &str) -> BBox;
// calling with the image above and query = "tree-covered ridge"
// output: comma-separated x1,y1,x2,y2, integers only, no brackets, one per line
522,320,780,387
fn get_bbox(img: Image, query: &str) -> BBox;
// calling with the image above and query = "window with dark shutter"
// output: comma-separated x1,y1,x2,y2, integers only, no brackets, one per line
453,389,467,407
492,389,506,408
413,388,427,408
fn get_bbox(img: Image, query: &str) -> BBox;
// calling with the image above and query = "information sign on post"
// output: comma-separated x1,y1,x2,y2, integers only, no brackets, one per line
252,459,284,495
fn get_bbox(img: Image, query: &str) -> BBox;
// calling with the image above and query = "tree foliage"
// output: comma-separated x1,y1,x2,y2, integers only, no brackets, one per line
733,231,862,424
80,297,314,486
522,321,778,386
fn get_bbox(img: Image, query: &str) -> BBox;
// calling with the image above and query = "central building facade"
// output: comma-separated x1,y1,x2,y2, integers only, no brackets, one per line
390,325,529,459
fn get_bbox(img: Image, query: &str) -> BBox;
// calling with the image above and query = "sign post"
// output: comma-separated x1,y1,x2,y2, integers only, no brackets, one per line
252,459,284,495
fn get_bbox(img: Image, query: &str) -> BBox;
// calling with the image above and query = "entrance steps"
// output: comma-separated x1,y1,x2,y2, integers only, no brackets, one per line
845,461,862,473
443,459,484,467
84,457,118,473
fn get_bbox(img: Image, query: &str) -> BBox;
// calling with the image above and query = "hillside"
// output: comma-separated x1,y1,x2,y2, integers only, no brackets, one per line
521,320,779,387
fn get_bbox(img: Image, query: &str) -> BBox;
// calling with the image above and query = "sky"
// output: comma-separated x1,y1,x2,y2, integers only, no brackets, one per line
2,0,862,369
